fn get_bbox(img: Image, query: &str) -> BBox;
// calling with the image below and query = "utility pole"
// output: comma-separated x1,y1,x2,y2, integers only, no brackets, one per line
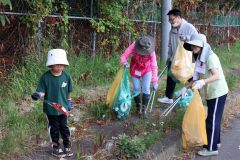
160,0,172,62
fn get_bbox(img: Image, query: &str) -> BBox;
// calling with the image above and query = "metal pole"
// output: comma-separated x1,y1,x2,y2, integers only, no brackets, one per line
151,0,156,35
152,0,157,42
127,2,131,45
160,0,172,62
36,20,42,60
227,14,230,50
91,0,96,58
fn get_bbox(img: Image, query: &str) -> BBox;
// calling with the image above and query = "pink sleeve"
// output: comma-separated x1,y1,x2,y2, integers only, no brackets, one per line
120,42,135,65
150,52,158,83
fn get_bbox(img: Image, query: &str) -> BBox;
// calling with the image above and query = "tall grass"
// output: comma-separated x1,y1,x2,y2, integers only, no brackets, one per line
0,100,46,157
67,53,121,87
214,42,240,90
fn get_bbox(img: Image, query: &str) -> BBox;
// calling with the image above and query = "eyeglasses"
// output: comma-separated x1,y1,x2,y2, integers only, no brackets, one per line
168,16,177,23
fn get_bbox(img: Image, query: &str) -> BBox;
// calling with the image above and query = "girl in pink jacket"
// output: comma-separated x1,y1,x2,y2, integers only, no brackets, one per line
120,36,158,118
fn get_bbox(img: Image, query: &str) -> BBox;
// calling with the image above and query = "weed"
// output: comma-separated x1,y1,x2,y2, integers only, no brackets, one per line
90,103,111,119
164,108,185,129
76,141,81,160
93,132,106,154
227,74,238,90
142,131,163,149
116,134,146,159
129,119,149,135
66,53,120,87
0,100,46,157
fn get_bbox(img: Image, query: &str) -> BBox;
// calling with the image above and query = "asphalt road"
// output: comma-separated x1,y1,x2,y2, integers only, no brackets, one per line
195,117,240,160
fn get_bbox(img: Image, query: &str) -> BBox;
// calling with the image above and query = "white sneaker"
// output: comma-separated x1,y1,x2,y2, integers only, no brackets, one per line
157,97,173,104
217,143,221,148
198,149,218,156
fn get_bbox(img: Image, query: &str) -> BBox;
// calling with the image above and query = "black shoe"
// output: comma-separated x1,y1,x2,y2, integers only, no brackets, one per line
52,147,66,158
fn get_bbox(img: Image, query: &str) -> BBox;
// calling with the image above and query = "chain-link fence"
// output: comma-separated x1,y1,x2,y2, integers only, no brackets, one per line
0,1,240,77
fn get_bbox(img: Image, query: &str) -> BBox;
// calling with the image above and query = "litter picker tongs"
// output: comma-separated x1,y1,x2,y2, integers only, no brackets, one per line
145,64,168,114
159,96,181,117
158,64,168,79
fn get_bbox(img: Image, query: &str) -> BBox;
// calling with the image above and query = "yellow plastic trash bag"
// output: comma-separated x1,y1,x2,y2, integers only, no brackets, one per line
182,89,207,149
171,40,195,83
106,67,124,107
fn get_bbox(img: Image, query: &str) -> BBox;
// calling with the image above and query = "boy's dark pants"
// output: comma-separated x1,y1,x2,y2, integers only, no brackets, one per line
47,114,71,148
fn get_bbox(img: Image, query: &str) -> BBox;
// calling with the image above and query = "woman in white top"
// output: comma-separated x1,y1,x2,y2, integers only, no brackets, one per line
182,33,228,156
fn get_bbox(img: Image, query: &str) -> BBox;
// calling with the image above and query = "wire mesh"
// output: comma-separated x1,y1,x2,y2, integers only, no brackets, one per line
0,1,239,60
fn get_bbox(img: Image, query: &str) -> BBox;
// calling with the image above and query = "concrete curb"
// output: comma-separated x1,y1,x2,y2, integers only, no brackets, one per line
139,129,182,160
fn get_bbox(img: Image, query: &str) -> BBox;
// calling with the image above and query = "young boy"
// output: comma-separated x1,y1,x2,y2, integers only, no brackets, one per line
31,49,73,158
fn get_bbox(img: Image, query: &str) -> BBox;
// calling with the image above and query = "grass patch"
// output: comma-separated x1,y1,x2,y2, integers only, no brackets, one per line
116,134,146,159
164,108,185,129
213,42,240,89
0,100,46,158
226,73,239,90
90,102,112,119
142,130,164,149
67,53,120,87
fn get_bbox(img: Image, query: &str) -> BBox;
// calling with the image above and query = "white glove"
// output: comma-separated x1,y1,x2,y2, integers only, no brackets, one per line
179,35,186,41
180,87,188,98
192,80,205,90
152,83,158,91
123,62,130,68
179,35,190,42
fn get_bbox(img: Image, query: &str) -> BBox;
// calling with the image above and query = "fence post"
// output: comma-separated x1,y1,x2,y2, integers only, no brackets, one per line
152,0,157,42
36,20,42,60
127,2,131,45
227,15,230,50
91,0,96,58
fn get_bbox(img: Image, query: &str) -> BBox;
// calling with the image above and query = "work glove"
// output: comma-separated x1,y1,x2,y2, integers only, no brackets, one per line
123,62,130,68
180,87,188,98
192,80,205,90
67,99,73,111
179,35,190,42
31,92,41,101
152,83,158,91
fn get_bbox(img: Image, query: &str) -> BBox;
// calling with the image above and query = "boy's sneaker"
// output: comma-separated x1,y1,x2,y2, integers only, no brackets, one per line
157,97,173,104
64,147,74,157
52,147,66,158
198,148,218,156
217,143,221,148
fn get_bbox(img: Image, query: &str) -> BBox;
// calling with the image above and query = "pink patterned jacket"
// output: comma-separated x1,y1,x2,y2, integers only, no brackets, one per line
120,42,158,83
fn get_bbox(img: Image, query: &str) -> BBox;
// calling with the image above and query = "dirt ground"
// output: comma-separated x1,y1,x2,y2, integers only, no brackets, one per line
21,65,240,160
23,105,166,160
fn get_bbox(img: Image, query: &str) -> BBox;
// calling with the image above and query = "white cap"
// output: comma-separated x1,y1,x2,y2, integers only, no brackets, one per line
183,34,207,51
46,49,69,66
